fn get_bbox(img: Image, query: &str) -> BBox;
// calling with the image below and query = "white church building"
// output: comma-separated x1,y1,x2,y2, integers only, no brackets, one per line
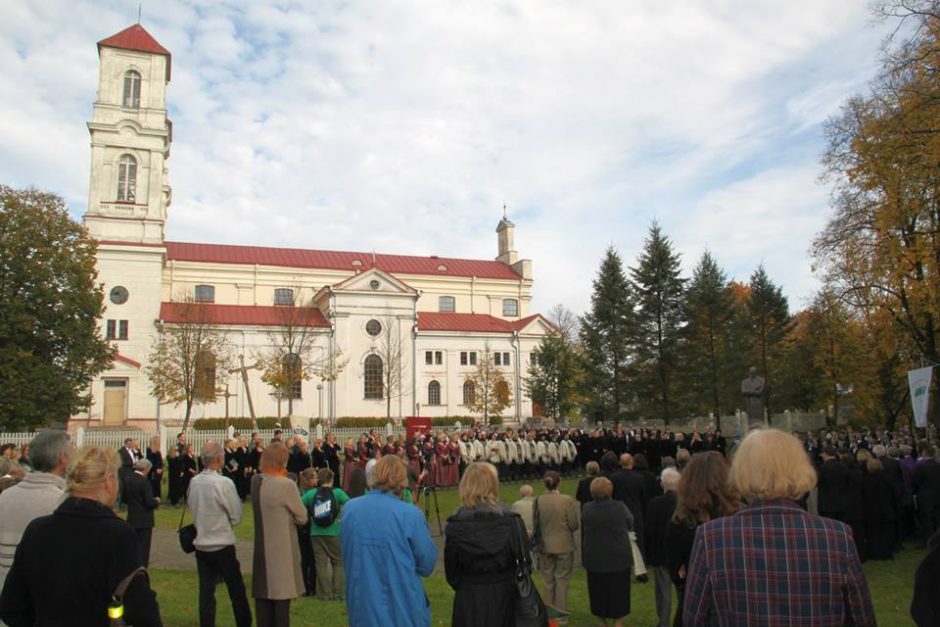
72,24,553,429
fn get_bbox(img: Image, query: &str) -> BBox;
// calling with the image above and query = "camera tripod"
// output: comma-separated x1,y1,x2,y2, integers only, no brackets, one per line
419,469,444,537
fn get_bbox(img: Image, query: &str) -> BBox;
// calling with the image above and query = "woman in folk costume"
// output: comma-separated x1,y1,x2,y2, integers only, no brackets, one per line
434,434,452,487
546,435,561,472
536,434,550,476
356,434,370,469
446,434,462,486
342,438,360,493
406,436,422,477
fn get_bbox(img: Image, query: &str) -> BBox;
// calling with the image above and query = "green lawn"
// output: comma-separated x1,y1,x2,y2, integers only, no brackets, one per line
147,477,926,626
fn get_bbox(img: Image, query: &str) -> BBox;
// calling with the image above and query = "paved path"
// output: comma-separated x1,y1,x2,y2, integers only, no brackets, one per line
148,526,451,575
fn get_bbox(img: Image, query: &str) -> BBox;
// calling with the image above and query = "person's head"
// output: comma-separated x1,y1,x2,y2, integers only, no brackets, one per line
200,441,224,470
300,467,318,492
600,451,619,471
660,467,680,492
28,430,71,475
365,458,378,487
317,467,335,488
372,455,409,496
590,476,613,500
585,461,600,476
260,441,289,475
729,429,816,503
661,456,676,470
459,462,500,509
867,458,884,474
134,458,152,473
177,432,186,443
633,453,649,471
543,470,561,492
676,448,691,468
674,451,739,527
345,438,354,447
620,453,634,470
519,484,533,498
149,435,160,451
123,438,134,448
856,448,873,465
67,445,121,507
872,444,887,459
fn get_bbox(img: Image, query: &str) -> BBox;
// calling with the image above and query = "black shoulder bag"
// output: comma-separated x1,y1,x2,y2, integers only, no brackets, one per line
108,567,148,626
177,488,197,553
511,515,549,627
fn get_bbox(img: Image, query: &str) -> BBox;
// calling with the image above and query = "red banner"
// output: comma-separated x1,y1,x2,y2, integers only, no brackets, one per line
404,416,432,440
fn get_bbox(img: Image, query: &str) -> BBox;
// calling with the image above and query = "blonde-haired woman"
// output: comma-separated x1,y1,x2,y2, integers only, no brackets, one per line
444,462,528,627
683,429,875,626
0,445,162,626
145,435,163,500
251,442,308,626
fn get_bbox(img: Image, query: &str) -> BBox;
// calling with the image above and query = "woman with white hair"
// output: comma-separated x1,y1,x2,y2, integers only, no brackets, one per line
0,445,162,626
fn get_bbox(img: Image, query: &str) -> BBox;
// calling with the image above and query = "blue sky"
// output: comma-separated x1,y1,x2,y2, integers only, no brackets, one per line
0,1,898,315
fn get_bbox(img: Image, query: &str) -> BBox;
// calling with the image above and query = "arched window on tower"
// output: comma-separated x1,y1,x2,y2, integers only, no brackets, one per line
123,70,141,108
117,154,137,202
428,380,441,405
364,355,383,400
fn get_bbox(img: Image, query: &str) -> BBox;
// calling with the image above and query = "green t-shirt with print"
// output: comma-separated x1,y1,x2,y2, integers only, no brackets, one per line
301,486,350,536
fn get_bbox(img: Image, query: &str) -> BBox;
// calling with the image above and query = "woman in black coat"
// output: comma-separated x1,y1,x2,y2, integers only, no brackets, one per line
145,435,164,500
180,444,198,501
863,458,899,560
444,462,527,627
166,447,183,505
0,445,162,626
582,476,633,627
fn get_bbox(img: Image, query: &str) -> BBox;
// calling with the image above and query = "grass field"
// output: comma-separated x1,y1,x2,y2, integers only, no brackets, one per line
146,478,926,626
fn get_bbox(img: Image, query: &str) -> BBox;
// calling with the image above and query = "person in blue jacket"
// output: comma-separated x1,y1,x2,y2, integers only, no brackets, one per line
340,454,437,627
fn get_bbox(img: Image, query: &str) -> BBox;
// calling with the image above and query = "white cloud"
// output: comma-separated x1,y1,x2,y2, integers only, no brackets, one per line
0,0,895,316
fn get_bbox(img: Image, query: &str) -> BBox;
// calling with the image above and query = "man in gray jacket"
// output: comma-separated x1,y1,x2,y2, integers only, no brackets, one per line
190,441,252,627
0,430,70,592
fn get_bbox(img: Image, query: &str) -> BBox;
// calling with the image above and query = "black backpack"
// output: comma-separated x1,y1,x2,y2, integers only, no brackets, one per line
310,486,338,527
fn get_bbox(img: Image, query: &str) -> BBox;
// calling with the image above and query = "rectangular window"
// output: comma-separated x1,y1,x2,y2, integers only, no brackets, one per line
460,351,477,366
439,296,456,312
425,351,433,365
118,320,128,340
460,351,467,366
194,284,215,303
503,298,519,317
530,353,539,367
435,351,443,365
494,352,511,366
105,320,116,340
274,288,294,306
470,351,477,366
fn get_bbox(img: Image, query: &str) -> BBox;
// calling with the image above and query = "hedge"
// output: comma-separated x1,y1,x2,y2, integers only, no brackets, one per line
192,417,292,431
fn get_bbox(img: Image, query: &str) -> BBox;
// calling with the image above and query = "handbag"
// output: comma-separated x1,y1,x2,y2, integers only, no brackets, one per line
177,490,197,554
530,496,543,553
108,567,147,626
511,515,549,627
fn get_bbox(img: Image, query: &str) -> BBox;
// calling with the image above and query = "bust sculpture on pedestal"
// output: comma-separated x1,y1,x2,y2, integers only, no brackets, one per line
741,366,766,427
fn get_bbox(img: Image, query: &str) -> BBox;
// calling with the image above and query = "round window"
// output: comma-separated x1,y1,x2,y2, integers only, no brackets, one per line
109,285,129,305
365,319,382,336
369,279,380,290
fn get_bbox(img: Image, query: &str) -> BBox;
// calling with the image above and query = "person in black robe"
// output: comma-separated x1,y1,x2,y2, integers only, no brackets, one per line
323,434,341,479
179,444,198,501
166,447,183,506
145,436,164,500
311,438,327,470
863,458,899,560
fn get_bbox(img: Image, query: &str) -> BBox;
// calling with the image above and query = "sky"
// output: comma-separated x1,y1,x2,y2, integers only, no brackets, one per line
0,1,901,316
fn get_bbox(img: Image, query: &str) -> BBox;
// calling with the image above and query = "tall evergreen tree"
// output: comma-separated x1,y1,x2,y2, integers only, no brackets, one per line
630,223,686,422
580,246,634,421
746,265,790,416
524,333,582,421
680,251,735,424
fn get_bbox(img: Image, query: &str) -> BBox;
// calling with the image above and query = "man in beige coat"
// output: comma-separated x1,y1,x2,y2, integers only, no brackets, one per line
535,471,579,617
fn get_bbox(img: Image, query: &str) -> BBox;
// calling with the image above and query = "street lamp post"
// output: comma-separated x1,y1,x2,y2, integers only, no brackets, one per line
317,383,324,425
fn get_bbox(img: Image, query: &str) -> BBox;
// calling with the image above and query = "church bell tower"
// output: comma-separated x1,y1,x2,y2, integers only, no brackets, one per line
84,24,172,244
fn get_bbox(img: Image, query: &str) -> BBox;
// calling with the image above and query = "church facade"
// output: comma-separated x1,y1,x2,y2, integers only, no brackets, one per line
73,25,553,429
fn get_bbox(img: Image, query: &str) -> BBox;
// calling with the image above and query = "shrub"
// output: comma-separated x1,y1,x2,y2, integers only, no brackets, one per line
192,417,292,431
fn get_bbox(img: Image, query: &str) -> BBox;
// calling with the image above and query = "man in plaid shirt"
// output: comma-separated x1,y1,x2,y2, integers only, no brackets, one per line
683,429,876,626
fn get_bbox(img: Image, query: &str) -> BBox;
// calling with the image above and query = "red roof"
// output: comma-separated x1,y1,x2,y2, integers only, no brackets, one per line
98,24,171,80
159,303,330,328
164,241,522,280
417,312,547,334
114,353,141,369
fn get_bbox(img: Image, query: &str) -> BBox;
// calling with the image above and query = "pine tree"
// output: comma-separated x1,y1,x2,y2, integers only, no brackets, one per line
579,247,634,422
630,223,686,422
746,265,790,416
680,251,735,424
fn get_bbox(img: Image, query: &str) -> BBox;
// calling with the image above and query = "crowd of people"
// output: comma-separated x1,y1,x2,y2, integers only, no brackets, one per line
0,421,938,626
